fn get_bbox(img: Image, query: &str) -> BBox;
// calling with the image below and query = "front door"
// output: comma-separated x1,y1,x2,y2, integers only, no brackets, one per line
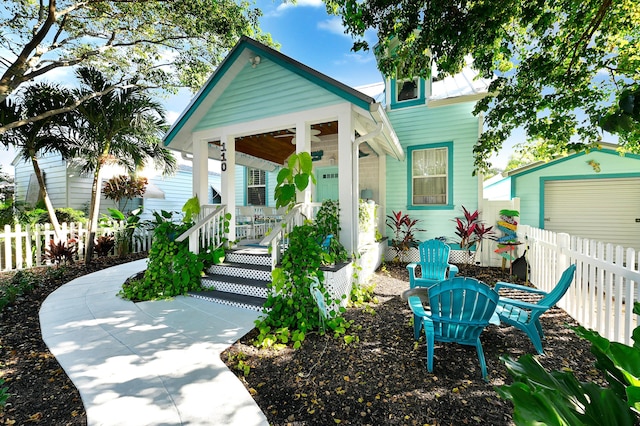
316,166,339,202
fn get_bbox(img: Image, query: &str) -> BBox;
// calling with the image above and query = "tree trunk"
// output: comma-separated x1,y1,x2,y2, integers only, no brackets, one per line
30,153,63,242
84,162,104,264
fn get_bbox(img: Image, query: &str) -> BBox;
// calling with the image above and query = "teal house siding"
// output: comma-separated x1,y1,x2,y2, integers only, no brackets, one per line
386,102,481,242
194,57,346,132
510,149,640,227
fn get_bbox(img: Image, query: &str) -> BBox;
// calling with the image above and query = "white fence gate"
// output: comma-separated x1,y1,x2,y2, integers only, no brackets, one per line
517,224,640,346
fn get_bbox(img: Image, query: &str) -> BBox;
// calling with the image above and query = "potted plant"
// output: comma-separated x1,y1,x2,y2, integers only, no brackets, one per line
452,206,494,264
386,210,425,263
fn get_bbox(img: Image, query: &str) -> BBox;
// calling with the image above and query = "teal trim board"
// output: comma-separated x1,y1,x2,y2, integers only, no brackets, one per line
406,141,454,211
537,172,640,228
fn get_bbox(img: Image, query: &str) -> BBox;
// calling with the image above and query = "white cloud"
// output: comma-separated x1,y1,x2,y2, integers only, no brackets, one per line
274,0,323,14
166,110,181,126
317,17,348,37
335,52,375,66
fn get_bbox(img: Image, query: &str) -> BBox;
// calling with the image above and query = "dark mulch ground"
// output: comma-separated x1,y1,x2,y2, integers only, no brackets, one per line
0,253,146,426
0,258,606,425
221,263,604,426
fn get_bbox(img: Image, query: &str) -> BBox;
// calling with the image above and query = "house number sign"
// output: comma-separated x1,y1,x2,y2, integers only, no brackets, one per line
220,142,227,172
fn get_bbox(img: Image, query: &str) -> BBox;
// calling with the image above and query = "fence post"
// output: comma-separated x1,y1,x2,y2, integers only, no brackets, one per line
557,232,570,281
3,224,12,270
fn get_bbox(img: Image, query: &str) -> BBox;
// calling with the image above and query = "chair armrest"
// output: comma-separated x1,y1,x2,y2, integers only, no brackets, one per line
448,264,458,278
406,263,418,277
402,287,429,302
497,296,545,311
494,281,548,295
408,295,430,318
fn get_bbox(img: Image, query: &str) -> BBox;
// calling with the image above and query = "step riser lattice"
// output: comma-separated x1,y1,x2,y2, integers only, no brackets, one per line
226,252,271,267
209,265,271,281
189,293,263,312
202,278,269,299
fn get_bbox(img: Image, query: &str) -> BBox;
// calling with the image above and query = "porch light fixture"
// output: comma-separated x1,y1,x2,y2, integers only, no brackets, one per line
249,55,261,68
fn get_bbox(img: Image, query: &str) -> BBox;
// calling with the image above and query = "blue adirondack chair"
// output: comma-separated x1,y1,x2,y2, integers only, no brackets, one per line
310,276,329,329
493,264,576,354
408,277,499,380
407,239,459,289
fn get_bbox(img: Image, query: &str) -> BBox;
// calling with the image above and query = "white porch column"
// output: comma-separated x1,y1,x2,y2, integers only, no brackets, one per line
295,122,312,211
377,154,387,236
220,135,237,242
338,108,356,255
192,139,209,202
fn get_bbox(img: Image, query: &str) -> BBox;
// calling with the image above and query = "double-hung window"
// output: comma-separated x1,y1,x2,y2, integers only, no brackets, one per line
247,168,266,205
411,147,448,206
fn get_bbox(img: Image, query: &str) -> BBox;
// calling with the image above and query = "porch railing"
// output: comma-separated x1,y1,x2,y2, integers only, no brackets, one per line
517,224,640,346
175,204,227,254
259,203,322,268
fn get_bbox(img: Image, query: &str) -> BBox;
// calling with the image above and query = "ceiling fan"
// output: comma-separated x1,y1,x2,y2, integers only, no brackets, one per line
275,128,321,144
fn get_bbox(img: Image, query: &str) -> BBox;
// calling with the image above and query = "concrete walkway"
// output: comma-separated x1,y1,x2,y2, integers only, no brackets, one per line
39,259,269,426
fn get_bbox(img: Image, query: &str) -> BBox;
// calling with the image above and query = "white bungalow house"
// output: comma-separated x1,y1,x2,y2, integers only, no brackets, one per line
163,36,496,309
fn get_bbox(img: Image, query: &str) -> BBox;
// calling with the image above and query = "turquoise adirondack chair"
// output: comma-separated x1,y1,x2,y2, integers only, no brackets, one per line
408,277,499,380
310,276,329,329
493,264,576,354
407,239,459,289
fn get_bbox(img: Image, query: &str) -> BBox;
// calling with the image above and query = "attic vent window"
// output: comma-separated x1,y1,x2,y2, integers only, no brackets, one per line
397,78,418,102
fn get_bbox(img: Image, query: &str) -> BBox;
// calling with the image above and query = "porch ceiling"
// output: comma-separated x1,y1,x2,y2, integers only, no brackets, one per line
231,121,338,165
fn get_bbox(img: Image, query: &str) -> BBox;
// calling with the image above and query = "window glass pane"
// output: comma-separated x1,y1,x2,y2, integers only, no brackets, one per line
247,168,266,205
412,147,448,205
397,77,418,102
247,187,265,205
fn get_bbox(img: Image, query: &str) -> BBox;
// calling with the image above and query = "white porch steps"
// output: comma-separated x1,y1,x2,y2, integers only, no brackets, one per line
188,246,272,312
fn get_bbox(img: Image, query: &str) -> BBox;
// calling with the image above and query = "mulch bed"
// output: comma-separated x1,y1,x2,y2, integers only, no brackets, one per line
0,258,609,425
221,263,605,425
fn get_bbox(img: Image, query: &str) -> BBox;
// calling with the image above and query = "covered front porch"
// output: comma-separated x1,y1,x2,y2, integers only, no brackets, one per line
164,36,404,278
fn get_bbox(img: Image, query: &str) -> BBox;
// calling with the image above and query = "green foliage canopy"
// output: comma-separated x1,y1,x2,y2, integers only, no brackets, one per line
325,0,640,174
0,0,275,133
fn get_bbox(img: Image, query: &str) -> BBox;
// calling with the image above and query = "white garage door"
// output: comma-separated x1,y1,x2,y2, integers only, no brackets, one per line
544,178,640,252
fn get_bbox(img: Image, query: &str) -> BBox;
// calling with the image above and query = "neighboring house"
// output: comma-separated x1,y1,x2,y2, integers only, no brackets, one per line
12,152,222,223
164,36,492,255
483,142,640,252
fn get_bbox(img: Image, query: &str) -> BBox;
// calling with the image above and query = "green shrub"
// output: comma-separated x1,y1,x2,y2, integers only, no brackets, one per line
497,302,640,425
0,270,39,311
253,224,351,350
118,198,204,301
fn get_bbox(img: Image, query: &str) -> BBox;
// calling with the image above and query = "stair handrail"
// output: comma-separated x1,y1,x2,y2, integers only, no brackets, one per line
176,204,227,254
259,204,306,268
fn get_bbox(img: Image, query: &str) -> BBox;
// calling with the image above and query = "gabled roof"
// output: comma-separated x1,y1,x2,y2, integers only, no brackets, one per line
504,142,638,177
165,36,379,148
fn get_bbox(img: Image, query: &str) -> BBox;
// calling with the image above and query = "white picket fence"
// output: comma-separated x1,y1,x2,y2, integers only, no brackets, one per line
518,224,640,345
0,221,152,271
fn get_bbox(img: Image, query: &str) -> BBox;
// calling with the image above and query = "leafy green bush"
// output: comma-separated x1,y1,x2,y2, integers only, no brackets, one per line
118,198,204,301
40,207,86,224
315,200,349,264
497,302,640,425
253,224,351,349
0,270,39,311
